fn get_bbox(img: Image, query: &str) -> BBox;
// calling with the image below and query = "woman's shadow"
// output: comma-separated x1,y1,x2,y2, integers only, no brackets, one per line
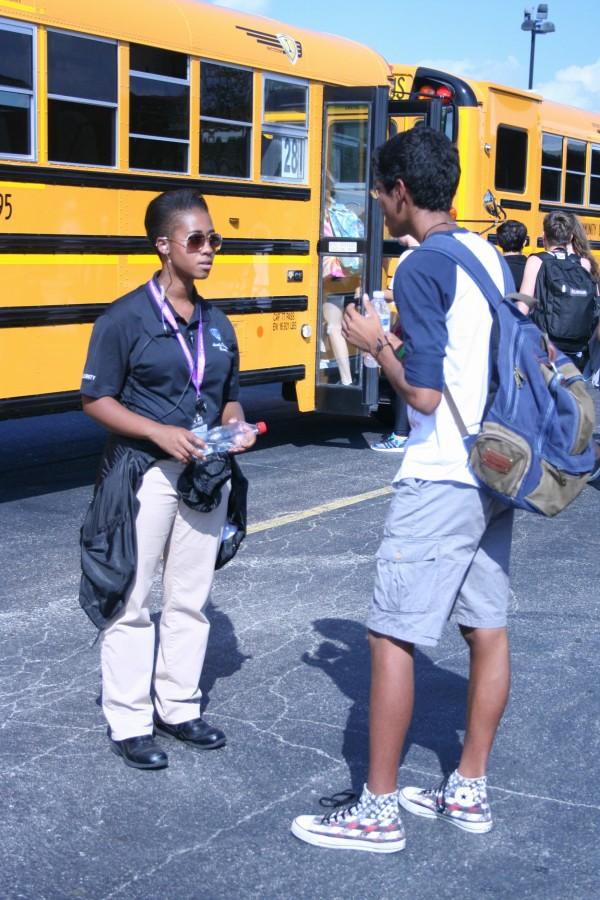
303,617,467,791
97,602,250,712
198,601,251,711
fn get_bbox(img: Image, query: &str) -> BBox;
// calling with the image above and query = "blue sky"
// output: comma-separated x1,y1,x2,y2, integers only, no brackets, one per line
209,0,600,111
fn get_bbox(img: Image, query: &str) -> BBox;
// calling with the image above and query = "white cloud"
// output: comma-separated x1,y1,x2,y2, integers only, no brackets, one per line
209,0,271,12
417,55,523,86
535,59,600,110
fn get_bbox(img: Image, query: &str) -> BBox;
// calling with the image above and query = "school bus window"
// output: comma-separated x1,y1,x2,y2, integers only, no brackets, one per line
540,132,563,202
47,30,117,167
130,44,189,174
590,145,600,206
326,109,369,222
0,20,35,159
564,139,586,205
261,77,308,182
494,125,527,193
199,62,252,178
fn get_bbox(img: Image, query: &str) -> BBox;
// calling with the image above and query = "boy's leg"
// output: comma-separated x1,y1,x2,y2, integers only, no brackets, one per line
398,497,513,833
458,625,510,778
367,632,414,795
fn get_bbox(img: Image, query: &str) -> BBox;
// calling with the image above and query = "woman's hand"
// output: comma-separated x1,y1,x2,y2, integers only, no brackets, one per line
147,423,207,464
224,418,256,454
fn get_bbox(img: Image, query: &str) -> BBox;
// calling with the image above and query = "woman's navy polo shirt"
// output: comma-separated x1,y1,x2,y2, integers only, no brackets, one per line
81,281,240,432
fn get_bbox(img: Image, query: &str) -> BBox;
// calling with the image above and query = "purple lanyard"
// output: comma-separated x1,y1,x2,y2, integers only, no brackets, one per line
147,278,205,396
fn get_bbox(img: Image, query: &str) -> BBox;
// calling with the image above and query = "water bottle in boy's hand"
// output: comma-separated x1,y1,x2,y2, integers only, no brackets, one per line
202,420,267,455
363,291,391,368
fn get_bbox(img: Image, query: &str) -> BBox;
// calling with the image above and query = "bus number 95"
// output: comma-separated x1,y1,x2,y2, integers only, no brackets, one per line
0,194,13,220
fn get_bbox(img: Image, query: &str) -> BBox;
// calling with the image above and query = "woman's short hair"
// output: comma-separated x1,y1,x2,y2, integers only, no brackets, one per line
145,189,209,247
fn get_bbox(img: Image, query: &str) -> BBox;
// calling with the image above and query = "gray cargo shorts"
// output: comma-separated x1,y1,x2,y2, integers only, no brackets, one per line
367,478,514,647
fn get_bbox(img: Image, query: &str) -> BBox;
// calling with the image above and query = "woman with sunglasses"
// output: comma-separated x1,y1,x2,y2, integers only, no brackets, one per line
80,188,255,769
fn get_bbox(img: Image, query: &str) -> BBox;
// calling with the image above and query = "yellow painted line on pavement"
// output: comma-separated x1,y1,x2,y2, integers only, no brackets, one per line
247,485,392,535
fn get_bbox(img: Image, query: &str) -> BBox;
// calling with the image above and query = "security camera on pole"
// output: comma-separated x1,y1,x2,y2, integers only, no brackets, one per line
521,4,556,90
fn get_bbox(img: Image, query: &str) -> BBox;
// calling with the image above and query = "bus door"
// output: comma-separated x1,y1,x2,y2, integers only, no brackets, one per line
316,86,388,417
376,99,444,413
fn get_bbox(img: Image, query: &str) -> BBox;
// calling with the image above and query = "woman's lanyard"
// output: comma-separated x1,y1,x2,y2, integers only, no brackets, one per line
147,278,207,429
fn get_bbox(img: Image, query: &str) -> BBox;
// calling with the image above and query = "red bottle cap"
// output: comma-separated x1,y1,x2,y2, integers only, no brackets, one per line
256,421,267,434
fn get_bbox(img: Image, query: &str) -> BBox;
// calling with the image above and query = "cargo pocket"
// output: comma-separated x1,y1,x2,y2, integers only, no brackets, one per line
373,538,439,614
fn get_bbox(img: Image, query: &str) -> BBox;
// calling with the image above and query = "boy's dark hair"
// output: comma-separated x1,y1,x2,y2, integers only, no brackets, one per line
543,210,574,247
145,189,209,247
496,220,528,253
373,127,460,211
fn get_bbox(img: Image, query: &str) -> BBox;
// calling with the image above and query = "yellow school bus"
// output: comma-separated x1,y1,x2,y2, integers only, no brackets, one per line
387,65,600,261
3,4,599,422
0,0,391,419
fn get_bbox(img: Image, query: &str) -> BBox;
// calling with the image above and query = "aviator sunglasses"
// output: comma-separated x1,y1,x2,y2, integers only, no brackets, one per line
162,230,223,253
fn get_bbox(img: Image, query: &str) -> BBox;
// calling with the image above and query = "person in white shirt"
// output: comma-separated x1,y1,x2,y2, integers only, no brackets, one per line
291,127,513,854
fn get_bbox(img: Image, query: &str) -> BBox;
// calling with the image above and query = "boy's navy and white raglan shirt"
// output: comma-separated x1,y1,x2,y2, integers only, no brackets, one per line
395,229,505,486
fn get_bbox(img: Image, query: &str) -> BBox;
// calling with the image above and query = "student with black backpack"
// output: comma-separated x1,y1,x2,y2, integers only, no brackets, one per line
520,211,599,371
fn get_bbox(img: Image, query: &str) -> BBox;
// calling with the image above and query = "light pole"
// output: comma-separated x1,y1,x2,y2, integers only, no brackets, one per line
521,4,555,90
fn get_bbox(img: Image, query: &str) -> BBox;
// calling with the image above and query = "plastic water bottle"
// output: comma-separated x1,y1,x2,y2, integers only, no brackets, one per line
363,291,391,368
202,420,267,455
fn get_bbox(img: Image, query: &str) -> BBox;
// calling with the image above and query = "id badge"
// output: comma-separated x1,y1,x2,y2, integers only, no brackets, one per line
191,398,208,437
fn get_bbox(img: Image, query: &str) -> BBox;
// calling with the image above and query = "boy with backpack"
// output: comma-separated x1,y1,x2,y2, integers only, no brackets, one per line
290,128,596,855
520,211,599,372
291,128,517,853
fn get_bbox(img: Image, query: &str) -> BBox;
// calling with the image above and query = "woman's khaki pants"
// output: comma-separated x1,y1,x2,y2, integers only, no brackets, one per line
100,460,228,741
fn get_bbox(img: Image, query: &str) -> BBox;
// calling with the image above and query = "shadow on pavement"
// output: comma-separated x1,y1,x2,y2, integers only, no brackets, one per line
304,617,467,790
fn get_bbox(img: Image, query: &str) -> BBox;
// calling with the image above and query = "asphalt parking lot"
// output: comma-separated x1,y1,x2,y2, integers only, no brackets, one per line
1,384,599,900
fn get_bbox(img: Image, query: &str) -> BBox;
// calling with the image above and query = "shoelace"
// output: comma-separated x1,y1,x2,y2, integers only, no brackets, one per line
318,789,359,823
419,776,449,812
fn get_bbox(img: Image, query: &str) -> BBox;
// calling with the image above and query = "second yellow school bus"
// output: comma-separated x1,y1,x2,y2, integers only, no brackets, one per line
387,65,600,258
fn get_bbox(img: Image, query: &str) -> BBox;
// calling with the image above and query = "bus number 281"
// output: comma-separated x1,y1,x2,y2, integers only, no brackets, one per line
282,138,304,179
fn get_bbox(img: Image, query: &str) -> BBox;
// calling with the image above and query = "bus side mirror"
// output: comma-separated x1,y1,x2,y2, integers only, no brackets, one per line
483,190,506,221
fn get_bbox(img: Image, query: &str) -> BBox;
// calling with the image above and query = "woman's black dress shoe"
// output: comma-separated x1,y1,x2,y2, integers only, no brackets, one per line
109,733,169,769
153,714,226,749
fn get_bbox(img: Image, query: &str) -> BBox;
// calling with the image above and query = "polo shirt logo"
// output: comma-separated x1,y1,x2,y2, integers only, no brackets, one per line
209,327,228,352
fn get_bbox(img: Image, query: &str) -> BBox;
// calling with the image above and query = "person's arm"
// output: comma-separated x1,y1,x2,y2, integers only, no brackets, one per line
82,395,206,463
519,255,543,304
217,328,256,451
377,342,441,414
342,299,441,414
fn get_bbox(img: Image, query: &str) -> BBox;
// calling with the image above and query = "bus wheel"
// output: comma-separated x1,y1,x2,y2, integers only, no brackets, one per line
281,382,297,402
375,401,394,427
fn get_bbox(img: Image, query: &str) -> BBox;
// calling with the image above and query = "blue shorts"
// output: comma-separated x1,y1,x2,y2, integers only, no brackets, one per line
367,479,514,647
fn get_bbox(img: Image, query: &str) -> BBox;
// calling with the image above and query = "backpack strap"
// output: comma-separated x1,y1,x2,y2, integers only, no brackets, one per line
418,234,512,309
417,235,511,437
